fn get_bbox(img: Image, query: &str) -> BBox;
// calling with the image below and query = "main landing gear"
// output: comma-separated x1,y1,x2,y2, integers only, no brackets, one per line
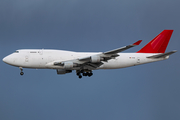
19,67,24,76
76,70,93,79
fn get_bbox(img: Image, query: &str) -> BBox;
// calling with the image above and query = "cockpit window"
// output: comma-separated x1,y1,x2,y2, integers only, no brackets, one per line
14,51,19,53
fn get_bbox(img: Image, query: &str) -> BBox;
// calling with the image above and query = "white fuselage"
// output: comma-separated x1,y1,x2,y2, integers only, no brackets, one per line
3,49,168,70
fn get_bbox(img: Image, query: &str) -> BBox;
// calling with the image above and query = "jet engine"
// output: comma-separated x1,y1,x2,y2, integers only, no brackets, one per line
56,69,72,74
91,55,103,63
63,62,77,69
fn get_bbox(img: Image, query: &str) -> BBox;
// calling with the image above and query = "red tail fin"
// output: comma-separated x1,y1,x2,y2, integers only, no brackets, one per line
137,30,173,53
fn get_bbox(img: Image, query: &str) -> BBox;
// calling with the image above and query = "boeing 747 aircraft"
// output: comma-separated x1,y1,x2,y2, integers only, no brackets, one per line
3,30,177,78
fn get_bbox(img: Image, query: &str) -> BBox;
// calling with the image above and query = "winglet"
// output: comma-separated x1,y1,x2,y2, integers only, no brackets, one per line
133,40,142,45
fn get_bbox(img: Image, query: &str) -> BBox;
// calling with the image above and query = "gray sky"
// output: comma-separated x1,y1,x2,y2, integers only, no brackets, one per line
0,0,180,120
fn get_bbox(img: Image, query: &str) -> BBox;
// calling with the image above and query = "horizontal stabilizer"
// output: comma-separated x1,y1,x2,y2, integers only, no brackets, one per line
147,50,177,58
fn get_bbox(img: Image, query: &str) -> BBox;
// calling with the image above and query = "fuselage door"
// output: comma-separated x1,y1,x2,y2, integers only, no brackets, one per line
38,49,43,55
137,57,140,63
25,56,28,62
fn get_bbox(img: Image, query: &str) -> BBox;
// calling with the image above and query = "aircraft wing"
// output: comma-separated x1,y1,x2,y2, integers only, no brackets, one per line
54,40,142,70
103,40,142,55
78,40,142,62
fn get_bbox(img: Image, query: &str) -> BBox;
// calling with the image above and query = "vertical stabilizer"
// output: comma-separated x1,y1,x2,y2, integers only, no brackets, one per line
137,30,173,53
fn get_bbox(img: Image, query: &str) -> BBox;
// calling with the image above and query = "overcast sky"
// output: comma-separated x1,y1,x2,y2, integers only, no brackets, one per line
0,0,180,120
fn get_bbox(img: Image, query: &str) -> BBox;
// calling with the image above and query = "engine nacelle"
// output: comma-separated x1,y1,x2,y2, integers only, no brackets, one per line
56,69,72,74
91,55,103,63
63,62,73,69
63,62,78,69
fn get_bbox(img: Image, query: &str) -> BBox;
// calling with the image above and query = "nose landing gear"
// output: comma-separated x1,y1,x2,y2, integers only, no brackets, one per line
19,67,24,76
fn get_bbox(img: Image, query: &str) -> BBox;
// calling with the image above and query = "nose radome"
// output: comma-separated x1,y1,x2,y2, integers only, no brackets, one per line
3,54,18,66
2,56,11,64
3,56,7,63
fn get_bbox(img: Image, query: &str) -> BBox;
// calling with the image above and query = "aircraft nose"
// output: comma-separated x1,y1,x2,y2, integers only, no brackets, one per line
3,56,8,63
2,56,12,64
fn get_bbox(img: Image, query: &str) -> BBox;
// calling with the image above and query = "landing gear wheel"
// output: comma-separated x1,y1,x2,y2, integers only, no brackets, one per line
88,72,93,77
90,72,93,76
77,72,80,76
83,72,88,76
79,75,82,79
20,72,24,76
82,72,86,76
